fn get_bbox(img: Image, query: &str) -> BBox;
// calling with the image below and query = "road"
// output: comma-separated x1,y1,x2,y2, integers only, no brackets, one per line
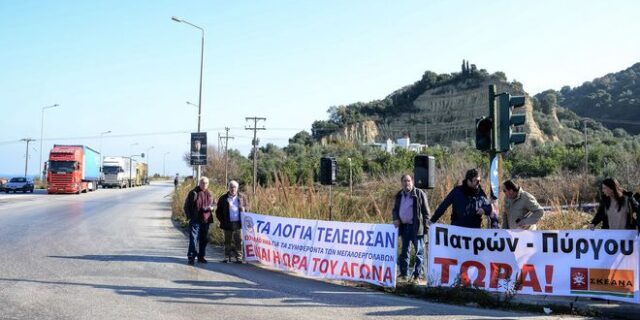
0,182,570,319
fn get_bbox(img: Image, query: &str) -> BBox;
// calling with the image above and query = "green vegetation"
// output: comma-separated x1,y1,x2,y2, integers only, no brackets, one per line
535,62,640,134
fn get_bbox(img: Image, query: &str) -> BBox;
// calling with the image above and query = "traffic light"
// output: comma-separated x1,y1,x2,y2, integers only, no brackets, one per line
475,116,492,152
498,94,527,152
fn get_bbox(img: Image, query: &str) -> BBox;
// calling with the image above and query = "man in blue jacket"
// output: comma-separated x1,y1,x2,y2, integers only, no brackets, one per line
392,174,430,283
430,169,498,229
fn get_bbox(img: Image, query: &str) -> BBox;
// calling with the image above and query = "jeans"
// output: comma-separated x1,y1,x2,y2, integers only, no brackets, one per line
398,223,424,278
187,221,210,259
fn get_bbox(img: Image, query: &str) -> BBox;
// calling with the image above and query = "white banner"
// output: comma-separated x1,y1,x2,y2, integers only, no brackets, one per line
241,212,398,287
427,224,640,303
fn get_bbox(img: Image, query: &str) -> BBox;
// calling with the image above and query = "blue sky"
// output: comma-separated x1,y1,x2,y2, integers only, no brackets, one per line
1,0,639,177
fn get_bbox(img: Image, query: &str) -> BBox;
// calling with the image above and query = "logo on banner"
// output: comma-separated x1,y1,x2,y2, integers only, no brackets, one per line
243,215,254,234
570,267,634,297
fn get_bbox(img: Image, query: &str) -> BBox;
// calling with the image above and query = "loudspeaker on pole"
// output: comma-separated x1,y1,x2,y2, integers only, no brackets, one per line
414,155,435,189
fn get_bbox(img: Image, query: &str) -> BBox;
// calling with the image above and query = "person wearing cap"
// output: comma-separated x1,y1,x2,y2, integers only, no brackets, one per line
430,169,498,229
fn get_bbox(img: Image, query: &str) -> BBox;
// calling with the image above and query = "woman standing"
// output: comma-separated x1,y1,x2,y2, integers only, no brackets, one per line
589,178,639,231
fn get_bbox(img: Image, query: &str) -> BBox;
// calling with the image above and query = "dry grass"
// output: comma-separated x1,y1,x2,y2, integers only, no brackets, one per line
171,166,605,246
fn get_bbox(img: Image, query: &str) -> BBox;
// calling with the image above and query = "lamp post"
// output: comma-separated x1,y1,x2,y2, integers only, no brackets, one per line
39,104,59,182
172,16,205,182
163,152,170,177
98,130,111,188
146,146,154,183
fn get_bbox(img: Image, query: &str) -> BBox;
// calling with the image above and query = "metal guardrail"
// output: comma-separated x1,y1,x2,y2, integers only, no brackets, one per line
541,203,598,213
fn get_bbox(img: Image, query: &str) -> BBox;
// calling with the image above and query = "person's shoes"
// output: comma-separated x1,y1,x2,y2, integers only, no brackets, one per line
398,275,408,281
234,257,243,264
187,259,195,266
409,275,420,284
197,257,208,264
220,257,231,263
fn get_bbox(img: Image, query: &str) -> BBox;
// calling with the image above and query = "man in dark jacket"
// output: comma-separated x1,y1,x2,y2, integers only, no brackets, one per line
392,174,430,283
183,177,214,265
430,169,498,229
216,180,249,263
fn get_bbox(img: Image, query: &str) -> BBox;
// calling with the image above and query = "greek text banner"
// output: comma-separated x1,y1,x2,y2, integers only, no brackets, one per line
241,212,397,288
427,224,640,303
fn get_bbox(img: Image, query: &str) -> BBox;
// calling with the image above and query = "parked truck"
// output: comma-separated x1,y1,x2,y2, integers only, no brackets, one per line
136,162,149,186
102,156,130,188
127,158,138,187
47,145,100,194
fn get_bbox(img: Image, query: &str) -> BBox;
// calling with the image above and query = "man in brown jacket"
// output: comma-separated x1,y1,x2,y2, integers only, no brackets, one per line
502,180,544,230
183,177,215,265
215,180,249,263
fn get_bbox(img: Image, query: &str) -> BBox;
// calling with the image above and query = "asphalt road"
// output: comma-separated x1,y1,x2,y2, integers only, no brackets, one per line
0,182,572,319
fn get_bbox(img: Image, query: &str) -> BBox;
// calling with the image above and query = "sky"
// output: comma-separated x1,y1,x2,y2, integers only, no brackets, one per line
1,0,639,177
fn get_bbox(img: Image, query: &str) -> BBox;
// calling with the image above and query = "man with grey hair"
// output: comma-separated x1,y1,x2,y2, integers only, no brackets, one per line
216,180,249,263
183,176,215,265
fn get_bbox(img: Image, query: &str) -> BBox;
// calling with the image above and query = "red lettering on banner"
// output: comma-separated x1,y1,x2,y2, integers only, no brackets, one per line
434,257,458,283
372,265,382,280
340,262,351,277
489,263,513,289
311,257,321,272
516,264,542,292
544,265,553,293
460,260,486,287
273,250,281,264
360,264,371,279
299,256,308,270
384,267,393,283
329,260,338,274
245,244,255,257
259,247,270,262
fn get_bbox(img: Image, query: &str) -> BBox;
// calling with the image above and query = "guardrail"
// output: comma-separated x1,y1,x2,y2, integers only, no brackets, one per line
541,203,598,214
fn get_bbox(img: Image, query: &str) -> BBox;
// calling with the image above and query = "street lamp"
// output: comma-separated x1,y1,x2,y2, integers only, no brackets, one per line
99,130,111,163
172,16,205,182
39,103,59,182
129,142,139,156
163,152,170,177
186,101,199,109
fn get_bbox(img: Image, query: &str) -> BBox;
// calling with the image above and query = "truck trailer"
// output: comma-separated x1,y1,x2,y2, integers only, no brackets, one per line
102,156,130,188
47,145,100,194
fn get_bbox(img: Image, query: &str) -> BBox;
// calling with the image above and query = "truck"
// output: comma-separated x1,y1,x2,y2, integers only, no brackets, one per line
102,156,130,188
136,162,149,186
47,145,100,194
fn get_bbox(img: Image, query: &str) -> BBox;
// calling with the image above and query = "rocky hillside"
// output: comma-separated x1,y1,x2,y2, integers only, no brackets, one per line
312,62,549,146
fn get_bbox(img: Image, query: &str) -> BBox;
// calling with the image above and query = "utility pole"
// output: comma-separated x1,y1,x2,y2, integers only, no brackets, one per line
221,127,235,185
423,115,428,146
583,119,588,176
245,116,266,194
21,138,36,178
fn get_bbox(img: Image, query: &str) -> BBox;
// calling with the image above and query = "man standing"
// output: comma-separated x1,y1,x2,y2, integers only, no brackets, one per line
392,174,430,283
430,169,498,229
183,177,214,265
502,180,544,230
174,173,179,190
216,180,249,263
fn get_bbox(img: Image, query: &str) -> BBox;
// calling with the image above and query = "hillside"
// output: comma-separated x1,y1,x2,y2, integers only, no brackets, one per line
312,61,548,146
536,63,640,134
